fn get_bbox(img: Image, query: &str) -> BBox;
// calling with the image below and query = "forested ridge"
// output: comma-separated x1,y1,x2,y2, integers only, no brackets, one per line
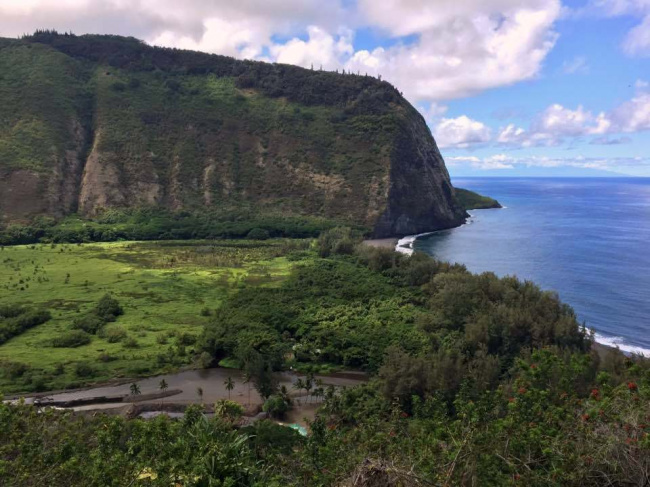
0,31,465,237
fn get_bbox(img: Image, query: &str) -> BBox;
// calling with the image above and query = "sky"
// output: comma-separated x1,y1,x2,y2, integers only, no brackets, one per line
1,0,649,176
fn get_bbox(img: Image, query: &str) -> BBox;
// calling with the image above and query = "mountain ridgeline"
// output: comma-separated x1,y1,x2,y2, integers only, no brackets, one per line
0,32,467,238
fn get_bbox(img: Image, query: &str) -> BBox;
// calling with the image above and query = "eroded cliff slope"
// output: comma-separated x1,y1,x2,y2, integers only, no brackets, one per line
0,33,466,237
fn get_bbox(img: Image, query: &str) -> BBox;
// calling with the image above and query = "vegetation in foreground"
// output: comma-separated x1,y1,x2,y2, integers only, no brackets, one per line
1,229,648,485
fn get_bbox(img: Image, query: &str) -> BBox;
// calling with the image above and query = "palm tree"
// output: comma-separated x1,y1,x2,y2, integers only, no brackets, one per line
224,377,234,400
293,378,305,399
197,386,204,403
242,372,252,406
313,387,325,403
279,385,291,405
130,383,141,396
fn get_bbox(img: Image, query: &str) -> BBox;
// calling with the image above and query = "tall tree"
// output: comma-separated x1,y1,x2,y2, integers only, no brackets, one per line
224,377,234,400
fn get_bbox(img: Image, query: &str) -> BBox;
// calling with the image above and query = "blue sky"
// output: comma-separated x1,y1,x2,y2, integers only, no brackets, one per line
1,0,649,176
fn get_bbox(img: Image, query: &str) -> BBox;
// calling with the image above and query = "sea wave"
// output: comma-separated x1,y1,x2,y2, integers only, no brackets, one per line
395,235,420,256
594,332,650,357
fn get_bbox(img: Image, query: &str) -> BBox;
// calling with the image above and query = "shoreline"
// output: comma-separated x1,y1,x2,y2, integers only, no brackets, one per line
364,210,649,359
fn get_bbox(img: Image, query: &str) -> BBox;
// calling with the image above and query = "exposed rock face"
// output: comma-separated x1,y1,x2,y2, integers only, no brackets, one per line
373,108,466,237
0,34,466,236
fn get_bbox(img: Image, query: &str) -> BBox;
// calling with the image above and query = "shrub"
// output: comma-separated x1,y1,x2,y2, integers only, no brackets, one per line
0,309,52,344
122,336,139,349
98,352,116,363
95,294,123,321
110,81,126,92
101,326,127,343
317,227,361,257
246,228,270,240
176,332,196,346
214,399,244,419
4,361,30,379
71,314,105,334
51,331,92,348
262,395,290,419
74,362,96,378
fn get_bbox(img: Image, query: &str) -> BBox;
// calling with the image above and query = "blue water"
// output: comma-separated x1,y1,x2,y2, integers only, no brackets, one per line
412,178,650,355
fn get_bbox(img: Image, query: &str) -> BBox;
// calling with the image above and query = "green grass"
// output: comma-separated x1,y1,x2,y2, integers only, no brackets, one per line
0,239,306,393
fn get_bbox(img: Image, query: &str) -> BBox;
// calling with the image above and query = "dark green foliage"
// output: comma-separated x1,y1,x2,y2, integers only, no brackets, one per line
0,307,51,344
95,294,123,321
262,395,290,419
51,330,91,348
0,209,350,246
455,188,502,210
317,226,362,257
242,420,303,456
98,325,127,343
246,227,270,240
239,349,279,400
70,314,105,334
1,351,648,486
73,361,96,378
22,32,399,111
0,231,648,484
70,294,123,335
200,243,587,375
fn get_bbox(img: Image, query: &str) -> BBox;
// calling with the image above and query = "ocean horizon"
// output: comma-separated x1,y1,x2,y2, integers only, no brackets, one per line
409,177,650,356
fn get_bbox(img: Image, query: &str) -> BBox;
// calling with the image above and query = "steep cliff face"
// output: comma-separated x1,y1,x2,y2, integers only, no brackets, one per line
0,33,466,236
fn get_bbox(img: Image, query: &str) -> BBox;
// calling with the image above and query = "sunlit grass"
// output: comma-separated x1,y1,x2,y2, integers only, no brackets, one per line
0,239,304,393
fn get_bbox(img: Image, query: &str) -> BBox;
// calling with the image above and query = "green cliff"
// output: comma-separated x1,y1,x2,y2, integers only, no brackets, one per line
0,32,466,237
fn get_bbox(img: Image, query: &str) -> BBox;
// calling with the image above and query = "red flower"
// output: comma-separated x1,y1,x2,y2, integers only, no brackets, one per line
518,387,527,395
400,412,409,418
508,397,515,403
581,414,590,422
514,474,521,481
590,388,600,400
627,381,638,391
530,364,538,370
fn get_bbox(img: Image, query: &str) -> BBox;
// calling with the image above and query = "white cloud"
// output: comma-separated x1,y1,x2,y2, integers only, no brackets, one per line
587,0,650,56
611,92,650,132
447,154,514,170
0,1,346,60
562,56,589,74
270,26,353,70
496,84,650,147
348,0,561,100
433,116,492,149
623,13,650,55
0,0,564,102
449,153,650,172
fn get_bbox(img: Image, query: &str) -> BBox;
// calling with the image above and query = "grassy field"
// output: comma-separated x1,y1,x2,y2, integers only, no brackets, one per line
0,239,307,394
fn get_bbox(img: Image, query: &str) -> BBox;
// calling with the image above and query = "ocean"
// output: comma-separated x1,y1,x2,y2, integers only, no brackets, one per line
407,178,650,356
